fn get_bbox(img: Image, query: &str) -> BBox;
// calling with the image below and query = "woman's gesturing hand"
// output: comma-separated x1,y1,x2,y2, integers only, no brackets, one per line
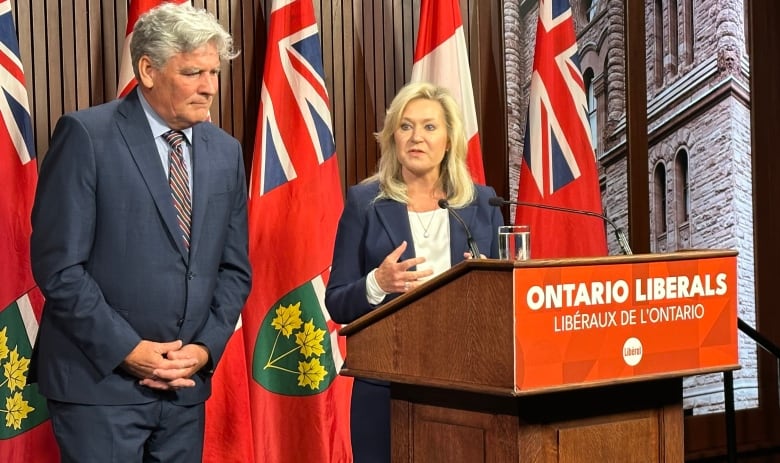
374,241,434,293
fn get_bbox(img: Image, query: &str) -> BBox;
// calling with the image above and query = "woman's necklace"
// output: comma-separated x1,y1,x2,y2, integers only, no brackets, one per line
413,209,437,238
409,191,444,238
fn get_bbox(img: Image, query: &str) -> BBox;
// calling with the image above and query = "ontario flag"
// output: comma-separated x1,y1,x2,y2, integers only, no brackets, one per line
516,0,607,258
117,0,189,98
243,0,352,462
411,0,485,184
0,0,59,460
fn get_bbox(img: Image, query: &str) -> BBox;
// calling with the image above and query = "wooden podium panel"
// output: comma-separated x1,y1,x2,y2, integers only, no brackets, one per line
392,386,520,462
389,379,682,463
340,252,736,462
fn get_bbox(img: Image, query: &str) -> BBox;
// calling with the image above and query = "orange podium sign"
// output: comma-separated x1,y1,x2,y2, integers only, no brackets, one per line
513,253,738,392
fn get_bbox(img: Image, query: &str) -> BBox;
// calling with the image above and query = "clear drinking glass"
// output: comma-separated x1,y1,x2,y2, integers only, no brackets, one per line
498,225,530,261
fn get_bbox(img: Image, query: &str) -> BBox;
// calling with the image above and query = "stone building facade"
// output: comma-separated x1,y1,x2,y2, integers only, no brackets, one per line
503,0,756,413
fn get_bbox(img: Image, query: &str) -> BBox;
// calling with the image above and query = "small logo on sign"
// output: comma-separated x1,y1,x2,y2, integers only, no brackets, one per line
622,337,643,366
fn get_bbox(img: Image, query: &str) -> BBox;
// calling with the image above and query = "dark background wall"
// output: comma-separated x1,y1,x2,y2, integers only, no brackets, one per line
15,0,507,198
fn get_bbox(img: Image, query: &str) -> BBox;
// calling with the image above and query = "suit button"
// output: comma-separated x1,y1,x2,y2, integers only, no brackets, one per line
187,272,194,280
177,318,184,326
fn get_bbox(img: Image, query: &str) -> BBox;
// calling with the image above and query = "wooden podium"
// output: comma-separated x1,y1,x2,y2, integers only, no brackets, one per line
339,251,739,462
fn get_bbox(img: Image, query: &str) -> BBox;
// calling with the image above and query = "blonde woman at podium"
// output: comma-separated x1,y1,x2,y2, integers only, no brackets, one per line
325,81,503,463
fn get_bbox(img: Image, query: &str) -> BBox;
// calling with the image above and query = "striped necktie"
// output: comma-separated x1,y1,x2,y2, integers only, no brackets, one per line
162,130,191,249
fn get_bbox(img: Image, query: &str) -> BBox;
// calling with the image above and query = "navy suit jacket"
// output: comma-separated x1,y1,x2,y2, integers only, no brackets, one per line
30,89,252,406
325,181,504,324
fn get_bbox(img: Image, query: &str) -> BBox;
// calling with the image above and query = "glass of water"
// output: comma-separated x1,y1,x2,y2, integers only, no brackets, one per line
498,225,530,261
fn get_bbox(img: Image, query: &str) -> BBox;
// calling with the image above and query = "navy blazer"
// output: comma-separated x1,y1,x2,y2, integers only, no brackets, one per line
325,181,504,324
30,89,252,406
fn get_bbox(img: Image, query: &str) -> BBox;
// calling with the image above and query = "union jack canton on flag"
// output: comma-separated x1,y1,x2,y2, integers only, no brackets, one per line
0,0,34,169
255,16,336,196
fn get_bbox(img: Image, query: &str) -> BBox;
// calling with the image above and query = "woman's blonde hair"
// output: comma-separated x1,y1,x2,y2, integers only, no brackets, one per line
364,81,475,208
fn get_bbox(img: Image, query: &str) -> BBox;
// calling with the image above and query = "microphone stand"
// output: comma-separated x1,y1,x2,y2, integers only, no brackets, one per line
490,197,633,255
438,199,481,258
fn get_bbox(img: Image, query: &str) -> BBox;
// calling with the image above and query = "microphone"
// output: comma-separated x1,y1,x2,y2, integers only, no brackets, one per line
438,199,481,258
488,196,633,255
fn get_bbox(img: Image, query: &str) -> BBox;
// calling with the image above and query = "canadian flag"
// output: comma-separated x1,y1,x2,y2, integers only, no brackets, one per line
411,0,485,184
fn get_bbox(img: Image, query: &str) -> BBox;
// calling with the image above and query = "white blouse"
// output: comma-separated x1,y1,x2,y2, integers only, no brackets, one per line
365,208,453,305
407,208,451,281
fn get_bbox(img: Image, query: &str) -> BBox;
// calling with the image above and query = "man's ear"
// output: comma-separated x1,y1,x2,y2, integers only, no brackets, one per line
137,56,156,89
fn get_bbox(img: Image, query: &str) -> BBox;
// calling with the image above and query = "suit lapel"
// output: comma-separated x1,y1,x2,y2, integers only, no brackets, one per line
374,199,415,260
189,125,210,257
115,90,189,261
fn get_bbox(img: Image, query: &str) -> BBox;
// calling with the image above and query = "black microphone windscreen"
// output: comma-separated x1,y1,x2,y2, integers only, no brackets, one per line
437,198,449,209
488,196,506,207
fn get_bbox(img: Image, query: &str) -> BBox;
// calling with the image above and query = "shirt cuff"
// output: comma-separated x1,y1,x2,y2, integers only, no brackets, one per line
366,268,388,305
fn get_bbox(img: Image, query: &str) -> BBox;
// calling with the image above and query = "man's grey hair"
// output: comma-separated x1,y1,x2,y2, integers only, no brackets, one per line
130,2,239,79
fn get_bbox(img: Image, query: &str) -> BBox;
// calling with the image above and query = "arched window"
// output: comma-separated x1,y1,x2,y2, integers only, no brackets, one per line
675,149,690,224
744,0,750,54
654,163,668,235
655,0,664,86
683,0,694,65
602,54,610,103
584,68,598,152
585,0,599,21
669,0,679,75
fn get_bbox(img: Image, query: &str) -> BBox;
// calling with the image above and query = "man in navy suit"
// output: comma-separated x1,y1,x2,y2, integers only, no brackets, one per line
29,4,251,462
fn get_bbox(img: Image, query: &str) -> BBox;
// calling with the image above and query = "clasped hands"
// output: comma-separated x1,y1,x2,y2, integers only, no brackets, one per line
122,340,209,391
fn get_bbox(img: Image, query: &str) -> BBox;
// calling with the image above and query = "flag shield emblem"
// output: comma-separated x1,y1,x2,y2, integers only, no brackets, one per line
252,280,338,396
0,301,48,438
